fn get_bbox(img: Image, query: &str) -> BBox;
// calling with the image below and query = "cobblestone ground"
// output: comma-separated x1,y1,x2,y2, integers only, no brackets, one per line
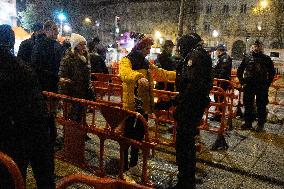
26,79,284,189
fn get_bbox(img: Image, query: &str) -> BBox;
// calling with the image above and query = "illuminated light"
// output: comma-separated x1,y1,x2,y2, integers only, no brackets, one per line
84,17,91,23
63,24,71,33
260,0,268,9
115,27,120,33
159,38,164,45
58,13,66,21
257,25,262,31
212,30,219,38
155,31,161,38
120,34,124,36
95,21,100,27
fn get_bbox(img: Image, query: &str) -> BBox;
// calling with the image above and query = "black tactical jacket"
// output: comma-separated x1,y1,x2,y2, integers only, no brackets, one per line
213,52,232,80
237,52,275,86
175,45,213,121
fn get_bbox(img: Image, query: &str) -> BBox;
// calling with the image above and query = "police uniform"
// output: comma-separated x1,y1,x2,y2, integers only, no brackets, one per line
174,41,212,189
237,51,275,130
212,51,232,120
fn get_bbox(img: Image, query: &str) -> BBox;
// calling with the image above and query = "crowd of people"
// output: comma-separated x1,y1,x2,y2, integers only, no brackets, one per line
0,18,275,189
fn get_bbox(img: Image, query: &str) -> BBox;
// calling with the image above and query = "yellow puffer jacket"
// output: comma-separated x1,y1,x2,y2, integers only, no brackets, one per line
119,57,176,114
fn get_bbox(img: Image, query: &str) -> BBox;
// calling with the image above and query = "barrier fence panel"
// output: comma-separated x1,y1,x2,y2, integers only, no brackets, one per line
0,152,25,189
56,173,153,189
43,92,156,187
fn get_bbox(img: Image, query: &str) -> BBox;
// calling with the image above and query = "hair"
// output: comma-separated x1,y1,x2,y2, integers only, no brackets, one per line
44,20,56,31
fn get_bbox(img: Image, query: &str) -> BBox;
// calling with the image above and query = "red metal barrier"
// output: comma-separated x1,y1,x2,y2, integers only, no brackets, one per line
0,152,25,189
56,173,152,189
43,92,155,187
201,86,229,150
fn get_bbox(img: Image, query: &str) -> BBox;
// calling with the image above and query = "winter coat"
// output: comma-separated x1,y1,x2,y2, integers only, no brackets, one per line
17,34,36,64
58,48,95,100
0,48,49,142
237,52,275,87
213,52,232,80
90,52,109,74
119,51,176,113
156,50,176,71
31,34,63,92
174,45,213,122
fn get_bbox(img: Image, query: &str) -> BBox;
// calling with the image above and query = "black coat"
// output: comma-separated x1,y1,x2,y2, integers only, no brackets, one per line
0,49,49,142
90,53,109,74
213,53,232,80
156,51,176,71
31,34,63,92
237,52,275,87
175,45,213,122
17,34,36,64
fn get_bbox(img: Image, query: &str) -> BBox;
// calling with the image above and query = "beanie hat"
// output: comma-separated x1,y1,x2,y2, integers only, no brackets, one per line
69,33,87,51
177,34,200,57
0,24,15,49
32,22,44,32
132,36,154,51
215,44,227,51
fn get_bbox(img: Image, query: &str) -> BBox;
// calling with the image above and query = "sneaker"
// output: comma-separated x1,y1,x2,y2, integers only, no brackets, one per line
240,123,252,130
255,124,264,132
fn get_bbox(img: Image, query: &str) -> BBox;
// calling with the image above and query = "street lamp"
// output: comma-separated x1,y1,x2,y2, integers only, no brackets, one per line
212,30,219,46
260,0,268,9
58,12,66,36
84,17,92,24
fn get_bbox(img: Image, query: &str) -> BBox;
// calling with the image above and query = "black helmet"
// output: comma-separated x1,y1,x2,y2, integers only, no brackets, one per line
177,33,202,57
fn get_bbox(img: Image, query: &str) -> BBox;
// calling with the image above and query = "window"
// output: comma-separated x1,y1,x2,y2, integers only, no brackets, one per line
189,5,197,13
222,5,229,14
206,4,212,14
240,4,247,13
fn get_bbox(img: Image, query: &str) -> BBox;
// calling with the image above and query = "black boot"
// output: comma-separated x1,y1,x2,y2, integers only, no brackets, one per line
240,122,252,130
255,123,264,132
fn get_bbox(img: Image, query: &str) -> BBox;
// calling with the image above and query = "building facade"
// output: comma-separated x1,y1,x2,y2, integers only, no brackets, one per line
81,0,283,58
0,0,17,27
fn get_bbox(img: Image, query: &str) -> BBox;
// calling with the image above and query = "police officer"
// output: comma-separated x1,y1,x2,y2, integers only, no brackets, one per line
211,44,232,121
173,33,212,189
237,40,275,132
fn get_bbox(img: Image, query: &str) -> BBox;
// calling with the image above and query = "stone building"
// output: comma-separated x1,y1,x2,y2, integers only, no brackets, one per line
79,0,283,58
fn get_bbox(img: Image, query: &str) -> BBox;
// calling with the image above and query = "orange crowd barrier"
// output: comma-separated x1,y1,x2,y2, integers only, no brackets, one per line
43,92,156,187
0,152,25,189
56,173,152,189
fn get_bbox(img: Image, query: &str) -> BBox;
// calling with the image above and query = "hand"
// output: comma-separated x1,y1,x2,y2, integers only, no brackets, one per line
137,78,149,88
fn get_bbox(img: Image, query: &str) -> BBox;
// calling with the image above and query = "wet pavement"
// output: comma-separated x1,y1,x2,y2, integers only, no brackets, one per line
25,82,284,189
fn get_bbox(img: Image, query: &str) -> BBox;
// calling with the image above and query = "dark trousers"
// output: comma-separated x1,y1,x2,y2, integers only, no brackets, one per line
175,105,205,189
0,131,55,189
123,115,146,171
243,85,268,125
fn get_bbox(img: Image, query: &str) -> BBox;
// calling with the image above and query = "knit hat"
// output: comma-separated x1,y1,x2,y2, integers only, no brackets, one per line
215,44,227,51
69,33,87,51
132,36,154,51
0,24,15,49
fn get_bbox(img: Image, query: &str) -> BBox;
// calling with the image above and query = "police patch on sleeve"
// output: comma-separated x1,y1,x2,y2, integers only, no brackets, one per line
187,60,193,66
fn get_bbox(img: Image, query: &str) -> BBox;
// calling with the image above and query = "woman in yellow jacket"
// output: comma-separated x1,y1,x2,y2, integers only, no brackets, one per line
119,36,176,171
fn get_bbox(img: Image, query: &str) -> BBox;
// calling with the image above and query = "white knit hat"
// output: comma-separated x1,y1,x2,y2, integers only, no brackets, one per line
69,33,87,51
